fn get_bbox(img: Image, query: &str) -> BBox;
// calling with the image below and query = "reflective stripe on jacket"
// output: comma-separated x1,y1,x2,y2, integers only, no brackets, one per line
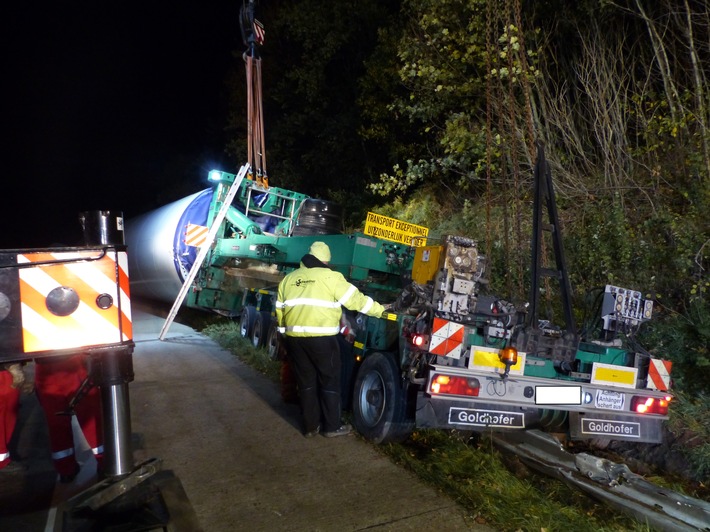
275,264,385,337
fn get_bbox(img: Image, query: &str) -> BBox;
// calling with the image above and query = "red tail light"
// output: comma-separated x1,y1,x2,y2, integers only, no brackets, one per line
410,334,429,348
429,374,480,397
631,395,671,415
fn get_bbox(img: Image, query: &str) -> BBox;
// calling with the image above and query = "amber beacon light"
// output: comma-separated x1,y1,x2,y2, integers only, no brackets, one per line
498,346,518,379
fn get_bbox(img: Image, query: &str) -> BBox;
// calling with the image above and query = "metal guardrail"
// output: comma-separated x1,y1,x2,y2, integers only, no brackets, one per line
492,430,710,531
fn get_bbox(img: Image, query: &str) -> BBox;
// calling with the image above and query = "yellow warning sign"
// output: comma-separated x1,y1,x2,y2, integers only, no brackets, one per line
363,212,429,246
591,362,638,389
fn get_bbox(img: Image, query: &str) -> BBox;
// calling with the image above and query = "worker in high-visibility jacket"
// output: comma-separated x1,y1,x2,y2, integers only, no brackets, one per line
276,241,387,438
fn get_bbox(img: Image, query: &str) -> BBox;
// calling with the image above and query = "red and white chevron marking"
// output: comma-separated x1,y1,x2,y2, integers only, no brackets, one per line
429,317,464,359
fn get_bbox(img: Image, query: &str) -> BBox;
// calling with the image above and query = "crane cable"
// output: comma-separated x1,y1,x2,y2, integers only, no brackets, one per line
246,53,254,176
245,54,267,187
511,0,555,316
241,0,268,187
513,0,537,157
503,0,525,298
485,0,514,295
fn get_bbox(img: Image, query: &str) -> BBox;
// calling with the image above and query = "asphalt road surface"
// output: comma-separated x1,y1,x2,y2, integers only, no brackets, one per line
0,303,490,531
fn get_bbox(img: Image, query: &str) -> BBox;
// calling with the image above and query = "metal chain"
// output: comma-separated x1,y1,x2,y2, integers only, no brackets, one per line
513,0,552,310
501,0,525,297
513,0,536,157
485,0,494,264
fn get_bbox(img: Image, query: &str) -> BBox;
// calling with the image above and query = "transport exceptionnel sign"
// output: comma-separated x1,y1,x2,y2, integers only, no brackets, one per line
363,212,429,246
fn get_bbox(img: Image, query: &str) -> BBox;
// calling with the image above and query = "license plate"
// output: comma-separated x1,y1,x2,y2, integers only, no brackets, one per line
595,389,625,410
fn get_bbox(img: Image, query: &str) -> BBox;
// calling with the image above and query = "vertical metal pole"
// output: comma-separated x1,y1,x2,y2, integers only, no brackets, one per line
78,212,135,478
99,348,135,477
528,144,544,329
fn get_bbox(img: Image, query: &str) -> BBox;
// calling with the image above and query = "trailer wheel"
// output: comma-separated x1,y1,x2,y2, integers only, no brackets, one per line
266,320,280,360
239,306,256,339
352,352,413,444
251,311,271,348
292,199,342,235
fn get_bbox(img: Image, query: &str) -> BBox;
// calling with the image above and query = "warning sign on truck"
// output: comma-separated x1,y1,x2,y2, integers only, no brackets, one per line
363,212,429,246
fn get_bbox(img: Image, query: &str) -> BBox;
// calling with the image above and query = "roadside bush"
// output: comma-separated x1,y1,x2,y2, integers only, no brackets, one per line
639,296,710,396
667,392,710,482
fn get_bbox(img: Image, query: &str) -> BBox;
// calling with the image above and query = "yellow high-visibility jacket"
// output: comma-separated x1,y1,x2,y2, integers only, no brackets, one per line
276,263,386,337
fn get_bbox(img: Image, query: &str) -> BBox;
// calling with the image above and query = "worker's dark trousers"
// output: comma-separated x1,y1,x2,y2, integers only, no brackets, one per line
285,335,342,433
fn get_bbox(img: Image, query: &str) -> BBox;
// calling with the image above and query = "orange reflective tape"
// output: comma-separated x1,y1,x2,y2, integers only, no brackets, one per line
18,250,132,352
19,278,100,352
31,258,109,308
117,252,133,340
119,270,131,300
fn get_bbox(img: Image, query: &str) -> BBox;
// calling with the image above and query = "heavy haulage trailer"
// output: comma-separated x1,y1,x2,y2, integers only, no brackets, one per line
125,145,673,446
123,0,673,448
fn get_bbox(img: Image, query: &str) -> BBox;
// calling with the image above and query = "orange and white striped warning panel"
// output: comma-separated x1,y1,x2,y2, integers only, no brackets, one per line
16,248,132,354
429,317,465,359
184,223,208,248
647,358,672,391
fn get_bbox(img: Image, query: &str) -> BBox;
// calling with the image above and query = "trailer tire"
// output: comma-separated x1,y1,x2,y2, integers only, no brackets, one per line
292,199,342,235
239,306,257,339
267,321,280,360
352,352,413,444
251,311,271,348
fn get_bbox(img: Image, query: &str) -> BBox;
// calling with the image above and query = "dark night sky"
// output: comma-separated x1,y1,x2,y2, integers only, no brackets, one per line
2,2,242,249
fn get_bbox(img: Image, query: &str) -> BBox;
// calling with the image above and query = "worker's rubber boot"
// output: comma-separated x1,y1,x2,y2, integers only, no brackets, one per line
299,386,321,434
323,424,352,438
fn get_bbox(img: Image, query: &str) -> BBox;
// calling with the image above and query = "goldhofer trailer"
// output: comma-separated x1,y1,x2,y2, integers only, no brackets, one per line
126,146,673,446
123,0,672,448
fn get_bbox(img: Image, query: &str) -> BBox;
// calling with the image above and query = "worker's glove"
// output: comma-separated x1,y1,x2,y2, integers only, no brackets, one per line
6,363,30,392
380,303,393,317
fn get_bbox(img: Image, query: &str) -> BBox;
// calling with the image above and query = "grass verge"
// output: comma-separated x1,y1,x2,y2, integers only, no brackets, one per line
379,429,649,531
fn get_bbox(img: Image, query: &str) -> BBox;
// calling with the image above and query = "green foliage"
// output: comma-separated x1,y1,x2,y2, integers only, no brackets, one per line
366,0,493,198
667,392,710,482
222,0,710,397
639,297,710,396
369,182,493,243
563,196,639,290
